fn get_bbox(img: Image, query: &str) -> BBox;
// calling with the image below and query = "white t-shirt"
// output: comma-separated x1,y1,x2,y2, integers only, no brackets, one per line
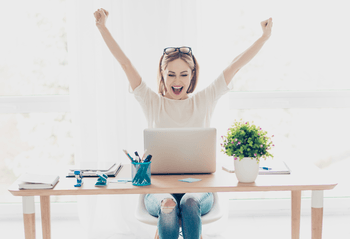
131,72,231,128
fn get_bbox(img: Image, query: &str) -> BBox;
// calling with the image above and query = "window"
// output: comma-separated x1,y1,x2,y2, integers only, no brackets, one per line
0,113,74,204
202,0,350,202
0,0,69,96
0,0,73,204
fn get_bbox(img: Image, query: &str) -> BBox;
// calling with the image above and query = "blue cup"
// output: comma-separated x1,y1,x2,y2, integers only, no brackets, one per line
131,161,151,186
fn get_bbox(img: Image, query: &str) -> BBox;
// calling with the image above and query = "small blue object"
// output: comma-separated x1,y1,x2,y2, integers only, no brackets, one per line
117,180,129,183
74,171,83,187
95,172,108,187
178,178,202,183
260,167,272,170
117,178,132,182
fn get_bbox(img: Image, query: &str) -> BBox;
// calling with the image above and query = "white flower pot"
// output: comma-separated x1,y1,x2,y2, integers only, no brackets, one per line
234,157,260,183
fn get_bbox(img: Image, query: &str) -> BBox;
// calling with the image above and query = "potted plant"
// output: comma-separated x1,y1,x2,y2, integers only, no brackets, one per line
221,119,275,183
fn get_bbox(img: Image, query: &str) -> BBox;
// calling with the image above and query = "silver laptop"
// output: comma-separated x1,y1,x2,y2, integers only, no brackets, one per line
144,128,217,174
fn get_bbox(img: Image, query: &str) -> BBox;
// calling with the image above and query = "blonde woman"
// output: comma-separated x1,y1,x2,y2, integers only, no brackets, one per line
94,8,272,239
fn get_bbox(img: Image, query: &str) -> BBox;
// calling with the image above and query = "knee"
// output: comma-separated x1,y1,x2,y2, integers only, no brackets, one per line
161,198,177,214
180,196,199,209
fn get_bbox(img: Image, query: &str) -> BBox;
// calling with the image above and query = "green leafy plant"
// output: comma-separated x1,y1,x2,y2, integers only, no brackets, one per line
221,119,275,162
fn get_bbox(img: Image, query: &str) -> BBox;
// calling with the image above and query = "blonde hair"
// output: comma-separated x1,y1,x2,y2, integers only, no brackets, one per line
157,51,199,96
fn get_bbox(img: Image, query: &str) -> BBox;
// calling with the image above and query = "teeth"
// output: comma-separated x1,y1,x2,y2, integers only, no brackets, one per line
173,86,183,89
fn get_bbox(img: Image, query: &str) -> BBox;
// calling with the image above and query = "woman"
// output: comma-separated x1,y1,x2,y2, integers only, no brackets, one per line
94,8,272,239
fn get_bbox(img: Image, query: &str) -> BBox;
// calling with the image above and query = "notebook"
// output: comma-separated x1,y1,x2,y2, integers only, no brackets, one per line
18,173,60,190
66,163,123,177
144,128,217,174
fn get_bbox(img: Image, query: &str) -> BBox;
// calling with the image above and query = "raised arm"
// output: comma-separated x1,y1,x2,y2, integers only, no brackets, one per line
223,18,273,86
94,8,141,90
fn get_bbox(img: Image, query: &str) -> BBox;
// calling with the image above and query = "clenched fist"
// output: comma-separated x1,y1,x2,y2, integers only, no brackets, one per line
94,8,109,29
261,17,273,40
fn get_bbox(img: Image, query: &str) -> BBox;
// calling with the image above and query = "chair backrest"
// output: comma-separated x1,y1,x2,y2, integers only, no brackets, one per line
135,192,223,226
201,192,223,224
135,194,159,225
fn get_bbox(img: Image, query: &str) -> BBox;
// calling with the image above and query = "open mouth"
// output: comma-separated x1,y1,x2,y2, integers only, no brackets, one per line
172,86,184,95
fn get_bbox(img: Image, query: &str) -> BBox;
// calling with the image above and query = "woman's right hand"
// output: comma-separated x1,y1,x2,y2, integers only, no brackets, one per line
94,8,109,29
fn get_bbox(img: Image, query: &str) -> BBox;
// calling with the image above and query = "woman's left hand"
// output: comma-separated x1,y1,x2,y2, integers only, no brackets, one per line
261,17,273,40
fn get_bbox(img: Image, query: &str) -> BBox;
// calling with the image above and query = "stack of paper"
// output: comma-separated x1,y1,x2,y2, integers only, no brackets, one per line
222,160,291,175
18,173,60,189
66,163,123,177
259,160,291,175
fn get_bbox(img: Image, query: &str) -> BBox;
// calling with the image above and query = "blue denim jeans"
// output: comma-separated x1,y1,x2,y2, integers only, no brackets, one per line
144,192,214,239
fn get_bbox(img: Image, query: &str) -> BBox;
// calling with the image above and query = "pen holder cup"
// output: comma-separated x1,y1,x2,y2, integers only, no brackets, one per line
131,162,151,186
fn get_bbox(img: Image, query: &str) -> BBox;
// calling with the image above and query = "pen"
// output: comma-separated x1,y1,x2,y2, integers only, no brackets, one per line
260,167,271,170
135,151,141,163
123,149,134,163
144,155,152,163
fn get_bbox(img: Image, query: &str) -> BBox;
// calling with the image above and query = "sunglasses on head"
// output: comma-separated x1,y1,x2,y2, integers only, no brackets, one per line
163,46,192,56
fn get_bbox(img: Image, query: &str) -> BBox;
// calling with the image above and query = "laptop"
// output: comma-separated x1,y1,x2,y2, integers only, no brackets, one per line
144,128,217,174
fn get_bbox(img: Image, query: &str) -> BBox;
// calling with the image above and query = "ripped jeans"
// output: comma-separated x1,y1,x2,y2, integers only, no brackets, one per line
144,193,214,239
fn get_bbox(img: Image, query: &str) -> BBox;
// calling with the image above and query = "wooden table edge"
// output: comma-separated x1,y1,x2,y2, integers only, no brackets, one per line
8,183,338,196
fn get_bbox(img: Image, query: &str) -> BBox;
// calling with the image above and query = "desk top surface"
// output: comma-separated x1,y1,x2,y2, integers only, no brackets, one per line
8,160,338,196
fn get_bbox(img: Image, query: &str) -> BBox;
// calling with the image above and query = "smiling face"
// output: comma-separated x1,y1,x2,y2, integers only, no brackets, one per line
157,49,199,99
163,58,192,100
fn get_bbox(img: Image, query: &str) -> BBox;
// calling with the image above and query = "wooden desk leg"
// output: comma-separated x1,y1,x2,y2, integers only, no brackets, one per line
291,190,301,239
311,190,324,239
23,196,36,239
40,196,51,239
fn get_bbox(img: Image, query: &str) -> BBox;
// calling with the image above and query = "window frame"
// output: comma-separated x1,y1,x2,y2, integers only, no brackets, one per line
229,90,350,109
0,95,70,113
1,89,349,113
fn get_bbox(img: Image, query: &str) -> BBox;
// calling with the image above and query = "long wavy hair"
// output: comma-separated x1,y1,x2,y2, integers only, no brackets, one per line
157,50,199,96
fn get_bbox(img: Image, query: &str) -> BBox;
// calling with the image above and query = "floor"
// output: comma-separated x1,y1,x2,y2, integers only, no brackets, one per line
1,211,349,238
224,213,350,239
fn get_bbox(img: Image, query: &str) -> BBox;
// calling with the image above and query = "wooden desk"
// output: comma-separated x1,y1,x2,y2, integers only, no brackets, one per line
8,161,337,239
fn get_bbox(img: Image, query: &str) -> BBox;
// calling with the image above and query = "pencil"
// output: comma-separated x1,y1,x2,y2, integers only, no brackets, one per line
142,149,148,161
123,149,134,163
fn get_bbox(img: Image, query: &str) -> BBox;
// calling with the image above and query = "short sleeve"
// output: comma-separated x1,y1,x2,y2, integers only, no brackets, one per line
197,71,232,104
214,71,232,99
130,80,149,99
130,80,159,128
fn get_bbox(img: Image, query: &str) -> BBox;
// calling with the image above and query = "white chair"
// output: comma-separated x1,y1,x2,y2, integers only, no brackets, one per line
135,192,223,238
